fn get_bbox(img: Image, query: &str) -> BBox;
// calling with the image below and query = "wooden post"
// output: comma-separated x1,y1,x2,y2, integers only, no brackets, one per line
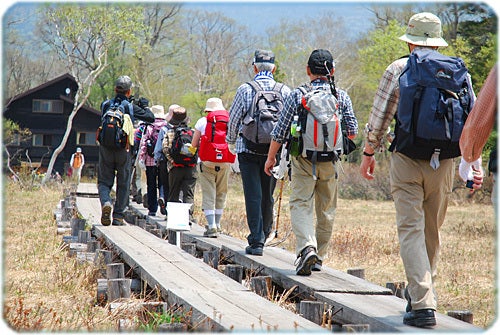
107,278,131,302
87,238,100,252
106,263,125,279
70,218,86,236
342,324,370,332
167,230,177,246
299,301,324,325
203,249,219,269
447,310,474,324
250,276,272,299
94,249,113,277
386,281,406,298
96,278,108,306
181,243,197,256
158,323,188,332
78,230,91,243
136,218,147,228
347,268,365,280
224,264,244,283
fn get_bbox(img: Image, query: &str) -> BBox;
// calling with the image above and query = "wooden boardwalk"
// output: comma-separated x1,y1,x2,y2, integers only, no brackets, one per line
74,183,481,332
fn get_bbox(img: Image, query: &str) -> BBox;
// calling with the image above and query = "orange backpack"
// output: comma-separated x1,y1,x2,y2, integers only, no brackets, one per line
72,153,82,169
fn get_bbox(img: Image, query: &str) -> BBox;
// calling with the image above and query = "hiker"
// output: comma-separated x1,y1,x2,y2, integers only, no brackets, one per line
98,75,155,226
139,105,168,217
359,13,475,328
131,121,148,204
264,49,358,275
154,104,180,218
191,98,236,238
69,147,85,184
459,63,496,204
226,49,291,256
162,106,198,223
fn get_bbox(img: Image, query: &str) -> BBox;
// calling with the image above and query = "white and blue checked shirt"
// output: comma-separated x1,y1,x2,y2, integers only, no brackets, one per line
227,71,291,155
271,78,358,144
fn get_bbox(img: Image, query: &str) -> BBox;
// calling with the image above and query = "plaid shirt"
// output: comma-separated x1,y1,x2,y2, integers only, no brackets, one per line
271,78,358,143
364,57,407,150
227,71,291,155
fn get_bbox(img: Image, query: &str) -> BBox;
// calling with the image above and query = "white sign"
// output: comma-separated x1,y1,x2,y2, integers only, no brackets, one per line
166,202,192,231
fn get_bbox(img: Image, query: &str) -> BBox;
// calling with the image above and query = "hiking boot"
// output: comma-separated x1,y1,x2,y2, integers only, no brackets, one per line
312,259,323,271
403,309,436,328
158,198,166,215
112,218,125,226
245,245,263,256
216,226,222,233
404,288,412,313
203,228,218,238
142,193,148,208
295,246,319,276
101,202,112,226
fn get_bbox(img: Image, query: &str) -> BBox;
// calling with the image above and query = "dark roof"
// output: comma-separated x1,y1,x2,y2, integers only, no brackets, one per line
5,72,100,115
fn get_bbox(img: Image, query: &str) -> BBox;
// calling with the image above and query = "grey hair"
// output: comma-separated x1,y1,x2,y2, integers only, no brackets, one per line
254,62,275,72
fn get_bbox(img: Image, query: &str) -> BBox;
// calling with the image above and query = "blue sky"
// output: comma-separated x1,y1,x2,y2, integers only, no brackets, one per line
183,1,376,36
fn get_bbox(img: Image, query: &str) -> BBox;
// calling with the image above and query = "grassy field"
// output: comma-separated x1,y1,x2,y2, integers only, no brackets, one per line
2,169,497,331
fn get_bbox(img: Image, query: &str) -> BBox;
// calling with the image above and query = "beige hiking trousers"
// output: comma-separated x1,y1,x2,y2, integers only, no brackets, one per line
390,152,454,311
290,156,338,259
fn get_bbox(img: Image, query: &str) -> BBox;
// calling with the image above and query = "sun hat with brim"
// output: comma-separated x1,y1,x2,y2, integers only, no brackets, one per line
399,12,448,47
169,107,189,125
205,98,225,112
151,105,166,119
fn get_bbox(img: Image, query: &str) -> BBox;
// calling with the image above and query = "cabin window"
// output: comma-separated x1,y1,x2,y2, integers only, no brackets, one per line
32,134,53,146
77,132,97,146
33,99,63,114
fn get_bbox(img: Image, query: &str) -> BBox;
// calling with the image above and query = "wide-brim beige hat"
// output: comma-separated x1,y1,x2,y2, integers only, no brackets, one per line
399,12,448,47
205,98,225,112
151,105,166,119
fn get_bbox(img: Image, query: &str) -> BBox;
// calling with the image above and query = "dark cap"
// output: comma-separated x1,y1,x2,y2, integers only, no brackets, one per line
253,49,275,64
307,49,335,75
169,106,189,126
115,75,133,90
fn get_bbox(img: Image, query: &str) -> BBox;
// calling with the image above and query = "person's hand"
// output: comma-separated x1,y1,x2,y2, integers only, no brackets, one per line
139,160,146,171
459,157,484,190
360,155,376,180
228,143,236,156
264,156,277,177
458,157,473,182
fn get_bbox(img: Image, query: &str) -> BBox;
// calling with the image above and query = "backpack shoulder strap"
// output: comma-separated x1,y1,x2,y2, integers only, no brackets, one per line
247,80,262,93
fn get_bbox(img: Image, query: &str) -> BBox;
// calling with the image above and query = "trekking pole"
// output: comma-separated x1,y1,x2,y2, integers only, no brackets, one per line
274,177,285,238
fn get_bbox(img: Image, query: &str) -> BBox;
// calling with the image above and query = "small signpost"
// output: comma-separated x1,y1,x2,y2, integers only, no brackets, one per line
166,202,192,247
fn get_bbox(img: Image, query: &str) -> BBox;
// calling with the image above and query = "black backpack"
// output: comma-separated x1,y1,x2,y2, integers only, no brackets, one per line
98,99,133,149
241,81,284,154
392,49,473,161
169,125,197,167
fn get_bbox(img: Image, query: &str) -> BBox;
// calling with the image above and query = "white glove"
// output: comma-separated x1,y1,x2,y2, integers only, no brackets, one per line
138,160,146,171
271,145,289,180
458,157,482,182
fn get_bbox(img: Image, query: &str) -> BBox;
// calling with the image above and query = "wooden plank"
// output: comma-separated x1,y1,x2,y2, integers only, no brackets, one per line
315,292,481,332
91,224,326,332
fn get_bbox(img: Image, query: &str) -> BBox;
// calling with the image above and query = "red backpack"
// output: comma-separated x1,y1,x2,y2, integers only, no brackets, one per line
198,110,236,163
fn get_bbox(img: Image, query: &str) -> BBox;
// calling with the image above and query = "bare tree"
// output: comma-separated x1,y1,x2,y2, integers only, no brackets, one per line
38,4,146,183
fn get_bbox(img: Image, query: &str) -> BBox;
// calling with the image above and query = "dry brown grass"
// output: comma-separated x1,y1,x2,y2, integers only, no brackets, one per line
3,167,497,331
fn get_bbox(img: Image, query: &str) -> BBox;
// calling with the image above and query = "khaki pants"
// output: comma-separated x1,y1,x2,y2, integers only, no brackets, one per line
198,162,230,212
290,156,338,259
390,152,454,310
